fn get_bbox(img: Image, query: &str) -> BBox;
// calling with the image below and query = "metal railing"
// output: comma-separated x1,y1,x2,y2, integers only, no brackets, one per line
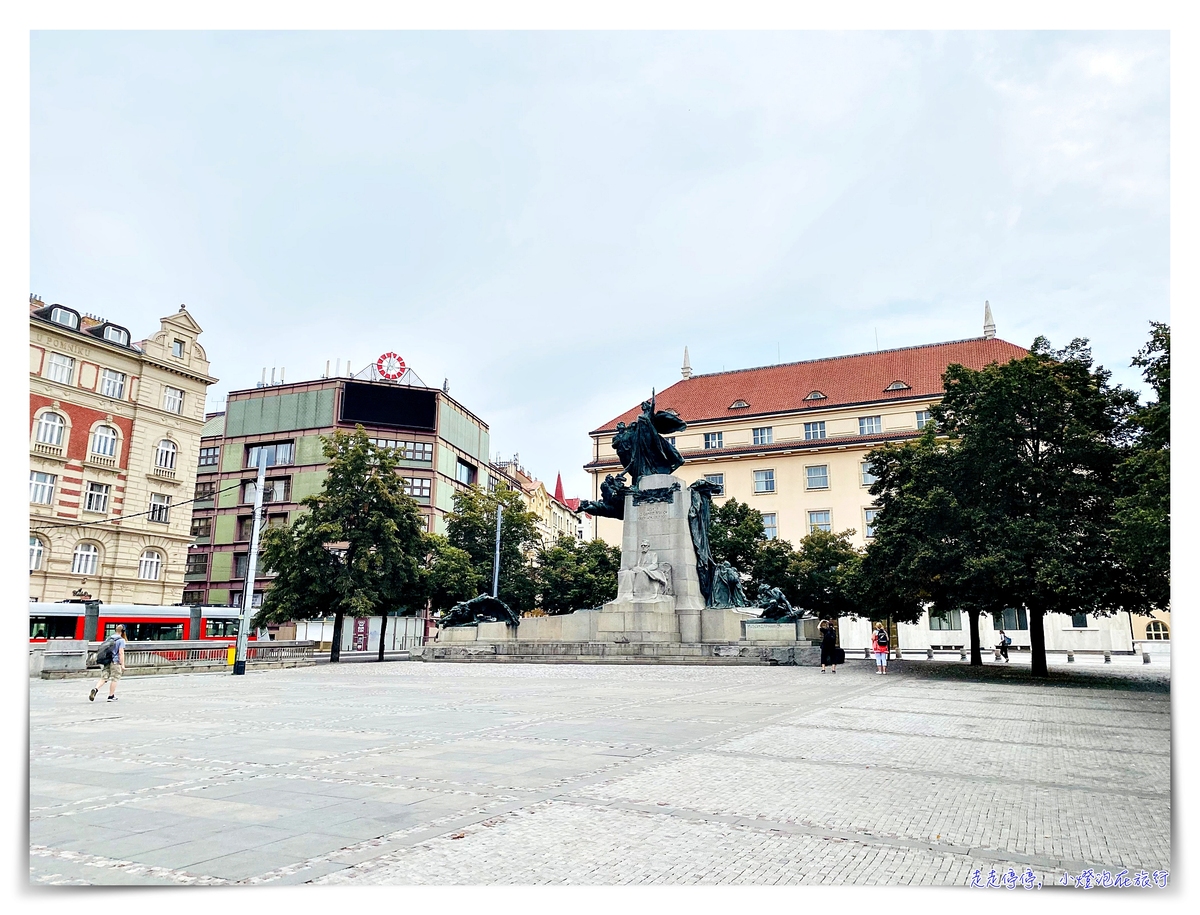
85,640,315,670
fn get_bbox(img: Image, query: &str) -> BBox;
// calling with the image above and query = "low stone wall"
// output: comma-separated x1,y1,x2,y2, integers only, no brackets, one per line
423,641,821,666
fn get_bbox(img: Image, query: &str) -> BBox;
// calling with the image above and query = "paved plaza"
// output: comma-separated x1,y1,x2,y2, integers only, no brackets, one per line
29,658,1171,886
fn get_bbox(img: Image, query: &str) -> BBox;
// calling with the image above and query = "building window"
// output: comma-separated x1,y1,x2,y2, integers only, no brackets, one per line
455,459,476,485
246,441,294,468
808,510,831,533
404,477,432,499
993,607,1029,631
30,471,56,505
195,480,217,500
138,550,163,581
859,415,882,436
186,552,209,576
100,369,126,399
703,473,724,496
1145,620,1169,640
929,608,962,630
198,446,220,466
84,482,110,514
232,591,263,609
46,353,75,384
103,325,130,346
803,421,826,440
752,427,773,446
191,516,212,538
242,478,290,504
703,432,724,450
864,508,879,538
149,493,172,524
29,535,46,571
861,463,878,487
49,306,79,329
916,410,932,430
172,339,185,358
91,424,118,458
234,553,250,578
34,412,65,446
762,513,777,540
368,439,434,461
182,590,206,605
665,436,676,446
753,470,775,493
163,386,184,414
1071,613,1089,628
71,542,99,575
804,390,826,401
155,440,178,470
805,465,829,490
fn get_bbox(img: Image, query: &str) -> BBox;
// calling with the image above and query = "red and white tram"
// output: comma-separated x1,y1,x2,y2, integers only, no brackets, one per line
28,602,256,643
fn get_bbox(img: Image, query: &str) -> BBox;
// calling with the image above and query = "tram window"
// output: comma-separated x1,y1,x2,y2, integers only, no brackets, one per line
205,619,239,638
104,622,184,641
29,616,77,639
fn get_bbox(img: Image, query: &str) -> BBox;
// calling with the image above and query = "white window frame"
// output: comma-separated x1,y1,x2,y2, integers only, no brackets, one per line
861,463,878,487
198,446,220,466
859,415,882,436
752,427,773,446
753,469,775,493
46,353,75,384
808,510,832,533
34,412,65,446
916,410,932,430
805,464,830,490
762,512,778,540
704,432,723,450
84,482,110,514
71,542,99,575
100,369,126,399
103,325,129,346
162,386,184,414
30,471,56,505
138,550,163,581
149,493,172,524
155,439,178,470
703,473,724,496
50,306,79,329
30,536,46,571
403,477,432,499
864,507,879,538
803,421,826,440
91,424,118,458
172,339,185,358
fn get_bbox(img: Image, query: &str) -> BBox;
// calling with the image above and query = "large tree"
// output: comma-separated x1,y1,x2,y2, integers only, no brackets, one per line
422,534,483,613
789,529,865,621
535,536,622,614
708,498,766,587
444,484,540,614
932,337,1138,676
254,428,427,662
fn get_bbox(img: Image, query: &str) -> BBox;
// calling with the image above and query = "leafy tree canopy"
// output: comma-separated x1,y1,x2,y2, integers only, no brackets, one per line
445,484,540,613
536,536,622,615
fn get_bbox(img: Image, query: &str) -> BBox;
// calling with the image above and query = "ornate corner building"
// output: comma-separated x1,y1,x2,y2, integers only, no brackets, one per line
29,296,217,604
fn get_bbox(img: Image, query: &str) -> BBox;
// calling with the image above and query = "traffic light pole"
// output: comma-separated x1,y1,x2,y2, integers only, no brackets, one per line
233,451,267,675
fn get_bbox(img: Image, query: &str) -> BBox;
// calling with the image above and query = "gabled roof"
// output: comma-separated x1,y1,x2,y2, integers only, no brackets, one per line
592,337,1028,433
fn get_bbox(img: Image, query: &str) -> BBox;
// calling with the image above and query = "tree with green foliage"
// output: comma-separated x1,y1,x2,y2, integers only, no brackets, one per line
708,498,767,595
789,529,865,620
536,536,622,614
444,484,540,614
422,533,483,613
254,428,427,662
1111,322,1169,611
751,537,798,601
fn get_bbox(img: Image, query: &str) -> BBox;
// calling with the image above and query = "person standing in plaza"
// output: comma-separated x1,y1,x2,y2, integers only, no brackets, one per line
819,619,838,673
89,624,126,702
871,621,889,674
996,629,1011,663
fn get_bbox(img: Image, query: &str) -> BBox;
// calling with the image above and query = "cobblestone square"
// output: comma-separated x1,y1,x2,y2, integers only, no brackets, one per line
29,659,1170,886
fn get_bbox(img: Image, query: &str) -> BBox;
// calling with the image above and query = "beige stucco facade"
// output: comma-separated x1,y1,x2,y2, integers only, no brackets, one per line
29,300,216,604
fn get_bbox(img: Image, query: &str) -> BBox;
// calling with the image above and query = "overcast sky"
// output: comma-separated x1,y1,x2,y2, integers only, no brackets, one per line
31,30,1169,498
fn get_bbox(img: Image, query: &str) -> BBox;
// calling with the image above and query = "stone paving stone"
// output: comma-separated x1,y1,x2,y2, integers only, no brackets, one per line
29,659,1171,886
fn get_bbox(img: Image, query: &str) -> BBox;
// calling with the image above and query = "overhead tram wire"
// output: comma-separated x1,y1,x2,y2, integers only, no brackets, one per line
29,479,247,533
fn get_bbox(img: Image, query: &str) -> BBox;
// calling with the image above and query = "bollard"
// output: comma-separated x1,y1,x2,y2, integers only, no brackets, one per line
1143,652,1151,664
226,645,236,666
1104,651,1112,664
864,647,871,659
927,648,934,660
895,647,902,660
1067,651,1075,663
959,648,967,661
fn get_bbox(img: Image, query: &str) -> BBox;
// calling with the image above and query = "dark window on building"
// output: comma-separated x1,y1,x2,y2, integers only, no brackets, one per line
195,480,217,500
246,441,294,468
191,516,212,538
242,477,290,504
455,459,476,485
186,553,208,576
992,607,1029,631
182,590,205,605
1071,613,1089,628
198,446,220,466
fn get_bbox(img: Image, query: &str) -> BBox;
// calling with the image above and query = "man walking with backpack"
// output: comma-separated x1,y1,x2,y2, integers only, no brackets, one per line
996,629,1011,663
89,624,126,702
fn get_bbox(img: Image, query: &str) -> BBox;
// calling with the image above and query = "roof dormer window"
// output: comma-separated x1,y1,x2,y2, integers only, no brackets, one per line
729,400,750,409
885,380,911,391
102,325,130,346
49,306,79,329
804,390,827,401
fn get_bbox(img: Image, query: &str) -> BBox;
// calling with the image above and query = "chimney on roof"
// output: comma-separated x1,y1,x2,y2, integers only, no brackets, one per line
983,301,996,340
681,346,692,380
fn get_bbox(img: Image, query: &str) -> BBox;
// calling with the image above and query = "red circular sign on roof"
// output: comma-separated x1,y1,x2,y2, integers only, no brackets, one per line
376,352,406,379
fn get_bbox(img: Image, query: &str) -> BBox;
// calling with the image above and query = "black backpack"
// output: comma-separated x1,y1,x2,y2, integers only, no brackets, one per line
96,637,117,665
875,628,889,647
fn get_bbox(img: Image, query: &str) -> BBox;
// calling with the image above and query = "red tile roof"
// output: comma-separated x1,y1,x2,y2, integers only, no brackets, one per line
592,337,1027,433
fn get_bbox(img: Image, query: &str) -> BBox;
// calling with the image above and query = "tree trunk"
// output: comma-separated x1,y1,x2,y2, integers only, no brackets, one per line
1029,605,1048,677
330,610,344,663
968,610,982,666
377,612,388,662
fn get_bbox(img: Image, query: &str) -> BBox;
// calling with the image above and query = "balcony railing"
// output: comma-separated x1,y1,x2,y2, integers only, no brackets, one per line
32,442,63,458
151,466,177,480
88,454,117,468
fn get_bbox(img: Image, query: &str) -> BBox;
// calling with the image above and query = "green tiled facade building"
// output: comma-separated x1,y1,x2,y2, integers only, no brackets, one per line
184,376,491,609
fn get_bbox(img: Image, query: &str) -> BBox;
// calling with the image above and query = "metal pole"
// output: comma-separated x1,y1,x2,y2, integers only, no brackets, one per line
491,503,502,598
234,450,268,675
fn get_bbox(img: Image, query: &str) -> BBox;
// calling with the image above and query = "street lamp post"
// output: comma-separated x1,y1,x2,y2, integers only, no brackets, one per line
233,450,268,675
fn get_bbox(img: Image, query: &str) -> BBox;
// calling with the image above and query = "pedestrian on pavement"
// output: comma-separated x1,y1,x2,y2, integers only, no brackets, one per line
871,621,890,674
89,624,126,703
996,629,1011,663
820,619,838,673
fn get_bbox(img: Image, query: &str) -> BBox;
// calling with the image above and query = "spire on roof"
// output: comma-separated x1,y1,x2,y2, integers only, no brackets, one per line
554,473,565,503
682,346,692,380
983,301,996,340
